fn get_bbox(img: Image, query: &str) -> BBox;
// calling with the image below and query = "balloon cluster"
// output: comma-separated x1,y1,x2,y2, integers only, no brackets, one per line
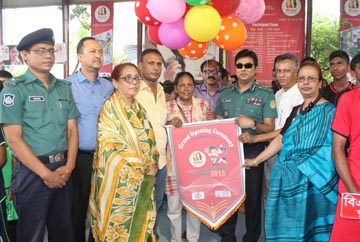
135,0,265,60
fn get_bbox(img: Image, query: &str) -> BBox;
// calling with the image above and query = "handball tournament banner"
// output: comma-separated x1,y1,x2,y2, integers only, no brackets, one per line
167,119,245,230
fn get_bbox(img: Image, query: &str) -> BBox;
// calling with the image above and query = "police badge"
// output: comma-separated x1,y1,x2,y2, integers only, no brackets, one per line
3,93,15,107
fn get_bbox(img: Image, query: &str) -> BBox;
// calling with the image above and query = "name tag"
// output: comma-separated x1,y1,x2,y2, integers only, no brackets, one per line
29,96,45,102
222,99,233,103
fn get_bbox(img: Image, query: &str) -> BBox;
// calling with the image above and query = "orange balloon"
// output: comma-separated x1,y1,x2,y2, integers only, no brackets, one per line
213,14,247,51
179,39,209,60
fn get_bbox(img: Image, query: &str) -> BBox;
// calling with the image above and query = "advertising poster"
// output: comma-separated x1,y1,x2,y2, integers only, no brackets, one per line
226,0,305,86
340,0,360,58
167,119,245,229
91,1,114,76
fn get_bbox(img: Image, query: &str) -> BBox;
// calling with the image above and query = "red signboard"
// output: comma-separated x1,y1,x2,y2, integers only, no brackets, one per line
226,0,305,86
167,119,245,229
340,193,360,219
91,1,113,76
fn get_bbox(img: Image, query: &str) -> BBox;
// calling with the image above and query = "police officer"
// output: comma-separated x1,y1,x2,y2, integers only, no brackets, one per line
0,28,80,242
215,49,277,242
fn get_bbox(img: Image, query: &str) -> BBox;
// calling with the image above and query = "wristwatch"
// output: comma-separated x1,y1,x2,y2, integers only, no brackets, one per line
251,120,257,130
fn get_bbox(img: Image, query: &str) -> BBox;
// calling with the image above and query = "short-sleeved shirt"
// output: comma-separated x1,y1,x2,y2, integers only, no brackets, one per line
0,131,5,200
0,70,80,156
215,81,277,135
320,82,354,105
332,88,360,189
68,70,113,151
193,83,221,112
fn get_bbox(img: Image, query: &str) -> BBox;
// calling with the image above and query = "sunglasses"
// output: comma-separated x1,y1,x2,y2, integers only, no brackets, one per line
236,63,254,69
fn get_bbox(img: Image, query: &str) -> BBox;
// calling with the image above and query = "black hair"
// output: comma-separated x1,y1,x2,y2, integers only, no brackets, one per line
220,67,229,79
76,37,97,54
329,50,350,64
350,53,360,71
140,48,163,62
200,59,221,72
161,80,175,94
234,49,258,67
174,71,195,86
0,70,13,79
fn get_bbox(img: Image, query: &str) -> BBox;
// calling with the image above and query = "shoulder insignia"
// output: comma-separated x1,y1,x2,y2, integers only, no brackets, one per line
4,77,23,87
270,100,276,109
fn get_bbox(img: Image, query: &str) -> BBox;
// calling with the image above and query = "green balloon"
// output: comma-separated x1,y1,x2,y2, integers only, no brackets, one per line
185,0,210,6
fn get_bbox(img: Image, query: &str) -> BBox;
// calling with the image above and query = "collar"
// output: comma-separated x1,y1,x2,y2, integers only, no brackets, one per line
23,69,57,87
329,82,354,94
76,69,101,84
232,80,258,92
199,82,221,93
139,80,163,92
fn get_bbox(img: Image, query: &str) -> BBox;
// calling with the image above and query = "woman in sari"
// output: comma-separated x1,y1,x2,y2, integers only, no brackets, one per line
166,72,214,242
245,61,338,241
89,63,159,242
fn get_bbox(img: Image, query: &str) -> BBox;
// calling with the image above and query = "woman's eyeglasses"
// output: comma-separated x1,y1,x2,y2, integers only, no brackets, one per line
119,74,141,83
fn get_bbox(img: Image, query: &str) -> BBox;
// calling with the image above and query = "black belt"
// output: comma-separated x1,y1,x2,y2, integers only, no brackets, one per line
78,149,95,156
38,151,67,164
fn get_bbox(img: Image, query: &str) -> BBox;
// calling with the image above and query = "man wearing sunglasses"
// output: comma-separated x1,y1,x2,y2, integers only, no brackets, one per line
0,28,80,242
215,49,277,242
67,37,114,242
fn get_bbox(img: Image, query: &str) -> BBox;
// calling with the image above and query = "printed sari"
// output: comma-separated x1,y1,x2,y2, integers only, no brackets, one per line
89,93,159,242
265,103,338,241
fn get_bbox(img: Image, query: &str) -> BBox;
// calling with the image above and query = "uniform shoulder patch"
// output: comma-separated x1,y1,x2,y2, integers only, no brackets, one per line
4,77,22,87
3,93,15,107
269,100,276,109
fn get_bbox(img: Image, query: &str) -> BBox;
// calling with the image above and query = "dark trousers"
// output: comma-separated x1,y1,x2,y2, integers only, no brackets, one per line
215,143,266,242
12,159,74,242
0,199,10,242
72,152,93,242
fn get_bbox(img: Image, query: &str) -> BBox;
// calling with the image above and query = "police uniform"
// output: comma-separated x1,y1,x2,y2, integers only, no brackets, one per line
215,81,277,242
0,29,80,242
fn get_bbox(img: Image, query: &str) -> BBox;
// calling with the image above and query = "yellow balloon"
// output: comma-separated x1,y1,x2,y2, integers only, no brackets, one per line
184,5,221,42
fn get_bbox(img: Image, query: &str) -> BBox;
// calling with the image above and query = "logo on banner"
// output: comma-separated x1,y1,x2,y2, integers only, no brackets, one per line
281,0,301,16
344,0,360,16
95,5,110,23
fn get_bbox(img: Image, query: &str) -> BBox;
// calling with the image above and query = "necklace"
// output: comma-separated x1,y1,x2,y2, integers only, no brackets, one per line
300,94,322,114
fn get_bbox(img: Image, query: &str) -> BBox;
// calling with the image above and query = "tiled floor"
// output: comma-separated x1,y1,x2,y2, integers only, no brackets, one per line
157,201,265,242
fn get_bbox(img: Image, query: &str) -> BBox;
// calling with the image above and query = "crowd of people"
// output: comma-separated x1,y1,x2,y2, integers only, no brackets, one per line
0,27,360,242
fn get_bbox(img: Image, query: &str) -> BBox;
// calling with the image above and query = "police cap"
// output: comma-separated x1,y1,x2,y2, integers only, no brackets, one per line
17,28,55,51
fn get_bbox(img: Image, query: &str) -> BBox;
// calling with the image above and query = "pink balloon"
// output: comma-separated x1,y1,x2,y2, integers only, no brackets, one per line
158,18,191,50
148,0,186,23
235,0,265,24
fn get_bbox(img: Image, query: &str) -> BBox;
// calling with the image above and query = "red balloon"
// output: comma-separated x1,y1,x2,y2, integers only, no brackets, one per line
210,0,240,16
134,0,161,26
148,25,162,45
